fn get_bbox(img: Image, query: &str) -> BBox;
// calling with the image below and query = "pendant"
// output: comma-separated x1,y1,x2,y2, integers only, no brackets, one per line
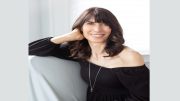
91,88,93,92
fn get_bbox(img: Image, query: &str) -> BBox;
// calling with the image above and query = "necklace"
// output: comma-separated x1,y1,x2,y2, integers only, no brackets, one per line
88,62,102,92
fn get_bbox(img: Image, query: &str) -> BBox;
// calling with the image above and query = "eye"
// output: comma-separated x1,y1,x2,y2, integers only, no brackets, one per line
86,22,94,25
87,22,93,25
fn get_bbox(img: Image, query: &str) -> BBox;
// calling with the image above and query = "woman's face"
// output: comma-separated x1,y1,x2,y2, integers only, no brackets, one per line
82,18,111,43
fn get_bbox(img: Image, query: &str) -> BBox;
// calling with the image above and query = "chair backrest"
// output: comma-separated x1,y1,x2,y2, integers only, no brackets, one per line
143,54,150,68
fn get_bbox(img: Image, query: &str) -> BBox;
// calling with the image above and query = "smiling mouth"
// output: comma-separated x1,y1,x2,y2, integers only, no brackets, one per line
91,34,105,38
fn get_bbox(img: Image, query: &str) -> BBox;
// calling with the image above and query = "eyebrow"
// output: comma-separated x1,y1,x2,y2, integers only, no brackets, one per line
86,20,95,23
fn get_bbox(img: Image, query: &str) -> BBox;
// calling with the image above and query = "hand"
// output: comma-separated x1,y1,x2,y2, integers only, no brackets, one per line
70,28,85,41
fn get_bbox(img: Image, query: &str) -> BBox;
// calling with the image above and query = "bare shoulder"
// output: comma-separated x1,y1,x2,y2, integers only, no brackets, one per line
118,46,145,67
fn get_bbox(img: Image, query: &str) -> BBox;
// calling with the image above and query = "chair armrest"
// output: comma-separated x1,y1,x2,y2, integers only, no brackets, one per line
28,56,87,101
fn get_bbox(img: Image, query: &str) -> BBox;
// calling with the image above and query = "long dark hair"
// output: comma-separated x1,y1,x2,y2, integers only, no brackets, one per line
68,7,125,60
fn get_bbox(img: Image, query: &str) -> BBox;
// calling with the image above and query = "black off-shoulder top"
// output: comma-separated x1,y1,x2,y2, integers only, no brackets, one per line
29,37,149,101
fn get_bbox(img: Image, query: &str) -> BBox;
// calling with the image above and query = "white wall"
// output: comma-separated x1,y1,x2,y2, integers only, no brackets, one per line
29,0,70,42
29,0,42,42
50,0,70,37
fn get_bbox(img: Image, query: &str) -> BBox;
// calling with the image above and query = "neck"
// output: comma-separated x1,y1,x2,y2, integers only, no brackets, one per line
88,42,107,60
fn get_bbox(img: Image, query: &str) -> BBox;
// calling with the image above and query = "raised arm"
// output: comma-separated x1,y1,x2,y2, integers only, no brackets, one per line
29,29,84,60
50,29,84,44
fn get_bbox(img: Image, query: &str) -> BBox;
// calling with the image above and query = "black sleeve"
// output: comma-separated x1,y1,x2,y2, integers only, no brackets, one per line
112,65,149,101
29,37,76,61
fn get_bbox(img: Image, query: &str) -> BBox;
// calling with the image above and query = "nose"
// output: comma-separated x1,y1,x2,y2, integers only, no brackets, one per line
93,23,102,32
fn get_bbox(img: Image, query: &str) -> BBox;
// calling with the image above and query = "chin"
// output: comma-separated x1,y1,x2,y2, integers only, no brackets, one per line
89,39,107,43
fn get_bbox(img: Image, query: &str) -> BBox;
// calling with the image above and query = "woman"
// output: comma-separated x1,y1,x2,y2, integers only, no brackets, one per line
29,7,149,101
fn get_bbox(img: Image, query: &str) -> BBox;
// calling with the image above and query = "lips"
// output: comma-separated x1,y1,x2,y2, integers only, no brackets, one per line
91,34,105,38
